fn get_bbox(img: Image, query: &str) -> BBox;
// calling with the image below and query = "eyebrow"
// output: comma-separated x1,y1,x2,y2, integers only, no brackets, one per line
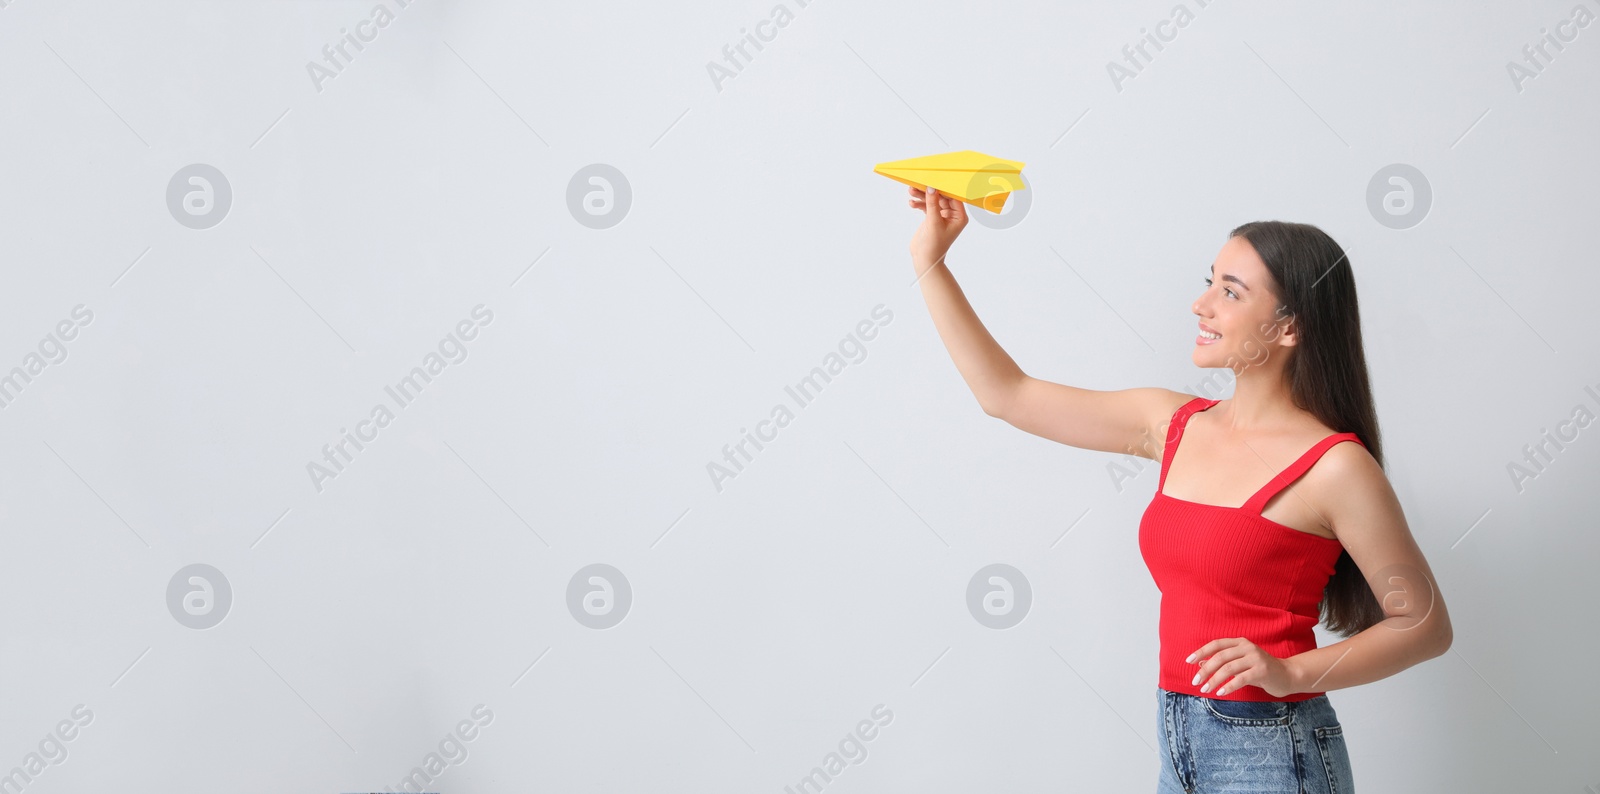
1209,263,1250,291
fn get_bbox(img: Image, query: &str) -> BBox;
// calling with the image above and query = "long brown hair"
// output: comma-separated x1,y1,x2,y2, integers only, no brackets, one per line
1229,220,1386,638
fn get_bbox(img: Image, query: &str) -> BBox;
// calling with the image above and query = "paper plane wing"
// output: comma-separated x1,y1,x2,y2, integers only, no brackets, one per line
874,150,1027,214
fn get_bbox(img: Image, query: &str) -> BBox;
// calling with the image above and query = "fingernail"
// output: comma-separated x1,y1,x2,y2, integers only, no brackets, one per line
1185,653,1196,663
1191,673,1201,686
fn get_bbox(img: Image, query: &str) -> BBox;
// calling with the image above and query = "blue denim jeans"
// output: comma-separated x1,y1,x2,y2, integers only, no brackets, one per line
1156,687,1354,793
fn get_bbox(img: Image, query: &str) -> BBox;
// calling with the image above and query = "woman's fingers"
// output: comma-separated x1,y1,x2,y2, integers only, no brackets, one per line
910,201,964,218
908,184,968,218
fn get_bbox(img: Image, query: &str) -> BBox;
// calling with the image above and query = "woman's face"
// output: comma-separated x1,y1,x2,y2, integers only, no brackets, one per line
1191,236,1293,372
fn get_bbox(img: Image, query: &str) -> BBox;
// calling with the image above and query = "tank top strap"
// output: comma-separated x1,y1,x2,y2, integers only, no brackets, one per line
1157,397,1219,493
1241,432,1367,515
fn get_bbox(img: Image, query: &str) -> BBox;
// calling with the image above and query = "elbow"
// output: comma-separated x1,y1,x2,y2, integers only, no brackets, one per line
978,380,1020,420
1429,621,1453,659
980,395,1011,421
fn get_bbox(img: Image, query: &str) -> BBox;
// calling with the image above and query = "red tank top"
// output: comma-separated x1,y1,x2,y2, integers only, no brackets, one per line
1138,396,1364,702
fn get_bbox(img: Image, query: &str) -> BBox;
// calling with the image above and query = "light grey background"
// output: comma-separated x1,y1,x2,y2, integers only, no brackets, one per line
2,0,1597,792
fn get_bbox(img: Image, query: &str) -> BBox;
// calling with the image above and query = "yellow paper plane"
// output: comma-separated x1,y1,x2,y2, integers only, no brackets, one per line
874,150,1027,214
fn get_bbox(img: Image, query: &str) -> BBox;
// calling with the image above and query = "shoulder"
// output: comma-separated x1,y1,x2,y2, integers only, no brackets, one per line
1161,391,1212,420
1315,433,1381,483
1144,390,1213,458
1100,389,1213,463
1309,436,1395,533
1299,426,1382,495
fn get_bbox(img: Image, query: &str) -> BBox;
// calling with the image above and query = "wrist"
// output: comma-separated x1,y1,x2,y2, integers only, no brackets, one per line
1284,654,1311,695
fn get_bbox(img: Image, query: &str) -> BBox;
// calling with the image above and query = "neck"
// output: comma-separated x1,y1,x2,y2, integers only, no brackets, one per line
1215,360,1297,432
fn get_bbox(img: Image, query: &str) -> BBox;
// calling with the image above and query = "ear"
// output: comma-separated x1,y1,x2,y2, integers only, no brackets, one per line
1274,304,1298,348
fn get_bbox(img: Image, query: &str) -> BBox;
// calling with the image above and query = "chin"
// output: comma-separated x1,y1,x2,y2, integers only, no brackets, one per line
1191,348,1224,368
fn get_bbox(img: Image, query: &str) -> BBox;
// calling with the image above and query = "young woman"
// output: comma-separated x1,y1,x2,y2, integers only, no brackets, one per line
905,184,1453,793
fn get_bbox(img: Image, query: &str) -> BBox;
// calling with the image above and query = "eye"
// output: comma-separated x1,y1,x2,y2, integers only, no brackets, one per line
1203,277,1238,300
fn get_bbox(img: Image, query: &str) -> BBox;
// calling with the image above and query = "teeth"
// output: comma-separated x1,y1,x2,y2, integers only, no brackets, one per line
1200,330,1222,339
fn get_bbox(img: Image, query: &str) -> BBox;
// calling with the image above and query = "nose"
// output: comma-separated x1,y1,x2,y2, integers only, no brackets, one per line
1193,283,1219,317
